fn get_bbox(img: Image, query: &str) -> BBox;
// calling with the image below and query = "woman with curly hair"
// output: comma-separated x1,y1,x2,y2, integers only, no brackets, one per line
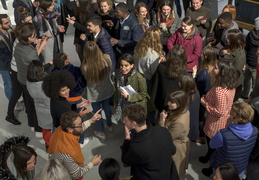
150,44,188,112
81,41,114,140
199,60,238,174
152,0,181,46
134,2,151,32
135,27,164,81
42,70,91,147
220,29,246,101
159,90,190,179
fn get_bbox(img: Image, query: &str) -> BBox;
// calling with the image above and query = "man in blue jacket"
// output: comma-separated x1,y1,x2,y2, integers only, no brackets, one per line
86,15,116,72
110,3,144,56
0,14,17,125
0,14,13,101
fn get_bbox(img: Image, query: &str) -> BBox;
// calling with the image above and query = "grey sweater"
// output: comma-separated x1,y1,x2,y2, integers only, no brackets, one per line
14,43,39,85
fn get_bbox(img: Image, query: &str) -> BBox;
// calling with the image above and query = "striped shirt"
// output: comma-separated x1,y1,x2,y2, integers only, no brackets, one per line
203,86,235,138
51,153,93,180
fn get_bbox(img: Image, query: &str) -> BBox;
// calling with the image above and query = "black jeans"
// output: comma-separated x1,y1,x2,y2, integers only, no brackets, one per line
7,70,23,117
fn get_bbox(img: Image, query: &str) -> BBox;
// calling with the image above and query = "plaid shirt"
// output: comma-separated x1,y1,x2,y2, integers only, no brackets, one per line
203,86,235,138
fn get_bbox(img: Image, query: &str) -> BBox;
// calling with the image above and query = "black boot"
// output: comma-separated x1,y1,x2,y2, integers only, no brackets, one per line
202,166,213,177
199,155,209,164
5,116,21,125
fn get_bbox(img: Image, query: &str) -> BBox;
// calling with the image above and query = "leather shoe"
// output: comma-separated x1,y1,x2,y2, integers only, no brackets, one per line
5,116,21,125
202,166,213,177
199,156,209,164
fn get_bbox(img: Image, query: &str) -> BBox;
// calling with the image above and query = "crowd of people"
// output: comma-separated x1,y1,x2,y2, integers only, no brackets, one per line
1,0,259,179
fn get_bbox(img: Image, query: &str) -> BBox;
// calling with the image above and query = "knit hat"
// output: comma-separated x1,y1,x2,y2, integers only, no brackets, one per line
255,17,259,30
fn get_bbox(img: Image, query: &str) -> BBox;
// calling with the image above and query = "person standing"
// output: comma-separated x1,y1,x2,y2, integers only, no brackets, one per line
0,14,14,102
121,104,179,180
186,0,211,38
48,111,102,180
0,14,16,124
110,3,144,56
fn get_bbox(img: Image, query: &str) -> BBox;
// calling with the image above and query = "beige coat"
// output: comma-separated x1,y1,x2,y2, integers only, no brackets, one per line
159,110,190,180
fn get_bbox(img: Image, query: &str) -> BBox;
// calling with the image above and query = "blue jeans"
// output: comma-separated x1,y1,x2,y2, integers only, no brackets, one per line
0,70,12,100
92,98,112,133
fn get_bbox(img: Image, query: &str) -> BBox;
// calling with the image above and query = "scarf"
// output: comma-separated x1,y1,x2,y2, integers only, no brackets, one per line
48,127,84,167
157,11,175,28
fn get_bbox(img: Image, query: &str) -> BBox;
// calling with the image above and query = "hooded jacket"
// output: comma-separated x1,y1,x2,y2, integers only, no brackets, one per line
210,122,258,174
246,29,259,69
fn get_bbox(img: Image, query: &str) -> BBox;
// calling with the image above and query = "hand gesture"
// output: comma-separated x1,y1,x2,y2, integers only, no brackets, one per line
89,108,102,123
120,90,128,98
80,34,87,41
110,38,118,45
58,25,65,33
77,100,91,108
160,110,168,121
200,18,207,24
124,126,131,140
91,154,101,166
66,17,75,24
200,96,207,106
196,16,204,21
78,107,91,117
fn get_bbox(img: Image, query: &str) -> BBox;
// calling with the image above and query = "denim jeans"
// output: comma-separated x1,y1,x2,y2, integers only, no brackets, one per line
92,98,112,133
0,70,12,100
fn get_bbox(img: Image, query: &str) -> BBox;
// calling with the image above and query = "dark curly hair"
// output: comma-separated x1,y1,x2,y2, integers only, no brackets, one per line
42,70,76,99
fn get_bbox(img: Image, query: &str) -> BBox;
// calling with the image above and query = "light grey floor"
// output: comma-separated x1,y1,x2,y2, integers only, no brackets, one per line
0,25,212,180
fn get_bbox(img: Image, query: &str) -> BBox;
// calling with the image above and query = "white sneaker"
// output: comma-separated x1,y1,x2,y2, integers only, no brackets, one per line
35,132,42,138
31,127,35,132
80,138,90,148
94,130,106,140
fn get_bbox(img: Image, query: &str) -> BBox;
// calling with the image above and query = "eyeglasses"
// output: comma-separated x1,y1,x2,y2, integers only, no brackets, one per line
72,125,82,129
72,122,83,129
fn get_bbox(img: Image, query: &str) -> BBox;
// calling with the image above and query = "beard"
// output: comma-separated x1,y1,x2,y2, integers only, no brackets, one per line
72,129,83,136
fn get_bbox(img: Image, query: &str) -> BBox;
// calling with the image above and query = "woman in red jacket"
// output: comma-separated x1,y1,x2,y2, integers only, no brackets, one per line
166,16,203,73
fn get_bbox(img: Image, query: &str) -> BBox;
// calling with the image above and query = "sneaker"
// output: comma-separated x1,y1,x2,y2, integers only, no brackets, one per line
80,138,90,148
35,132,43,138
5,116,21,125
94,130,106,140
31,127,35,132
104,124,113,132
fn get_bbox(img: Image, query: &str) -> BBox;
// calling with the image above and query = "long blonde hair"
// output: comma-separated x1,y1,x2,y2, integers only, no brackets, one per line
134,27,163,58
81,41,111,83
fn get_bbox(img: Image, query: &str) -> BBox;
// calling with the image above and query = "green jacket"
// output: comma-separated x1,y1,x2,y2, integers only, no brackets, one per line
115,70,155,112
